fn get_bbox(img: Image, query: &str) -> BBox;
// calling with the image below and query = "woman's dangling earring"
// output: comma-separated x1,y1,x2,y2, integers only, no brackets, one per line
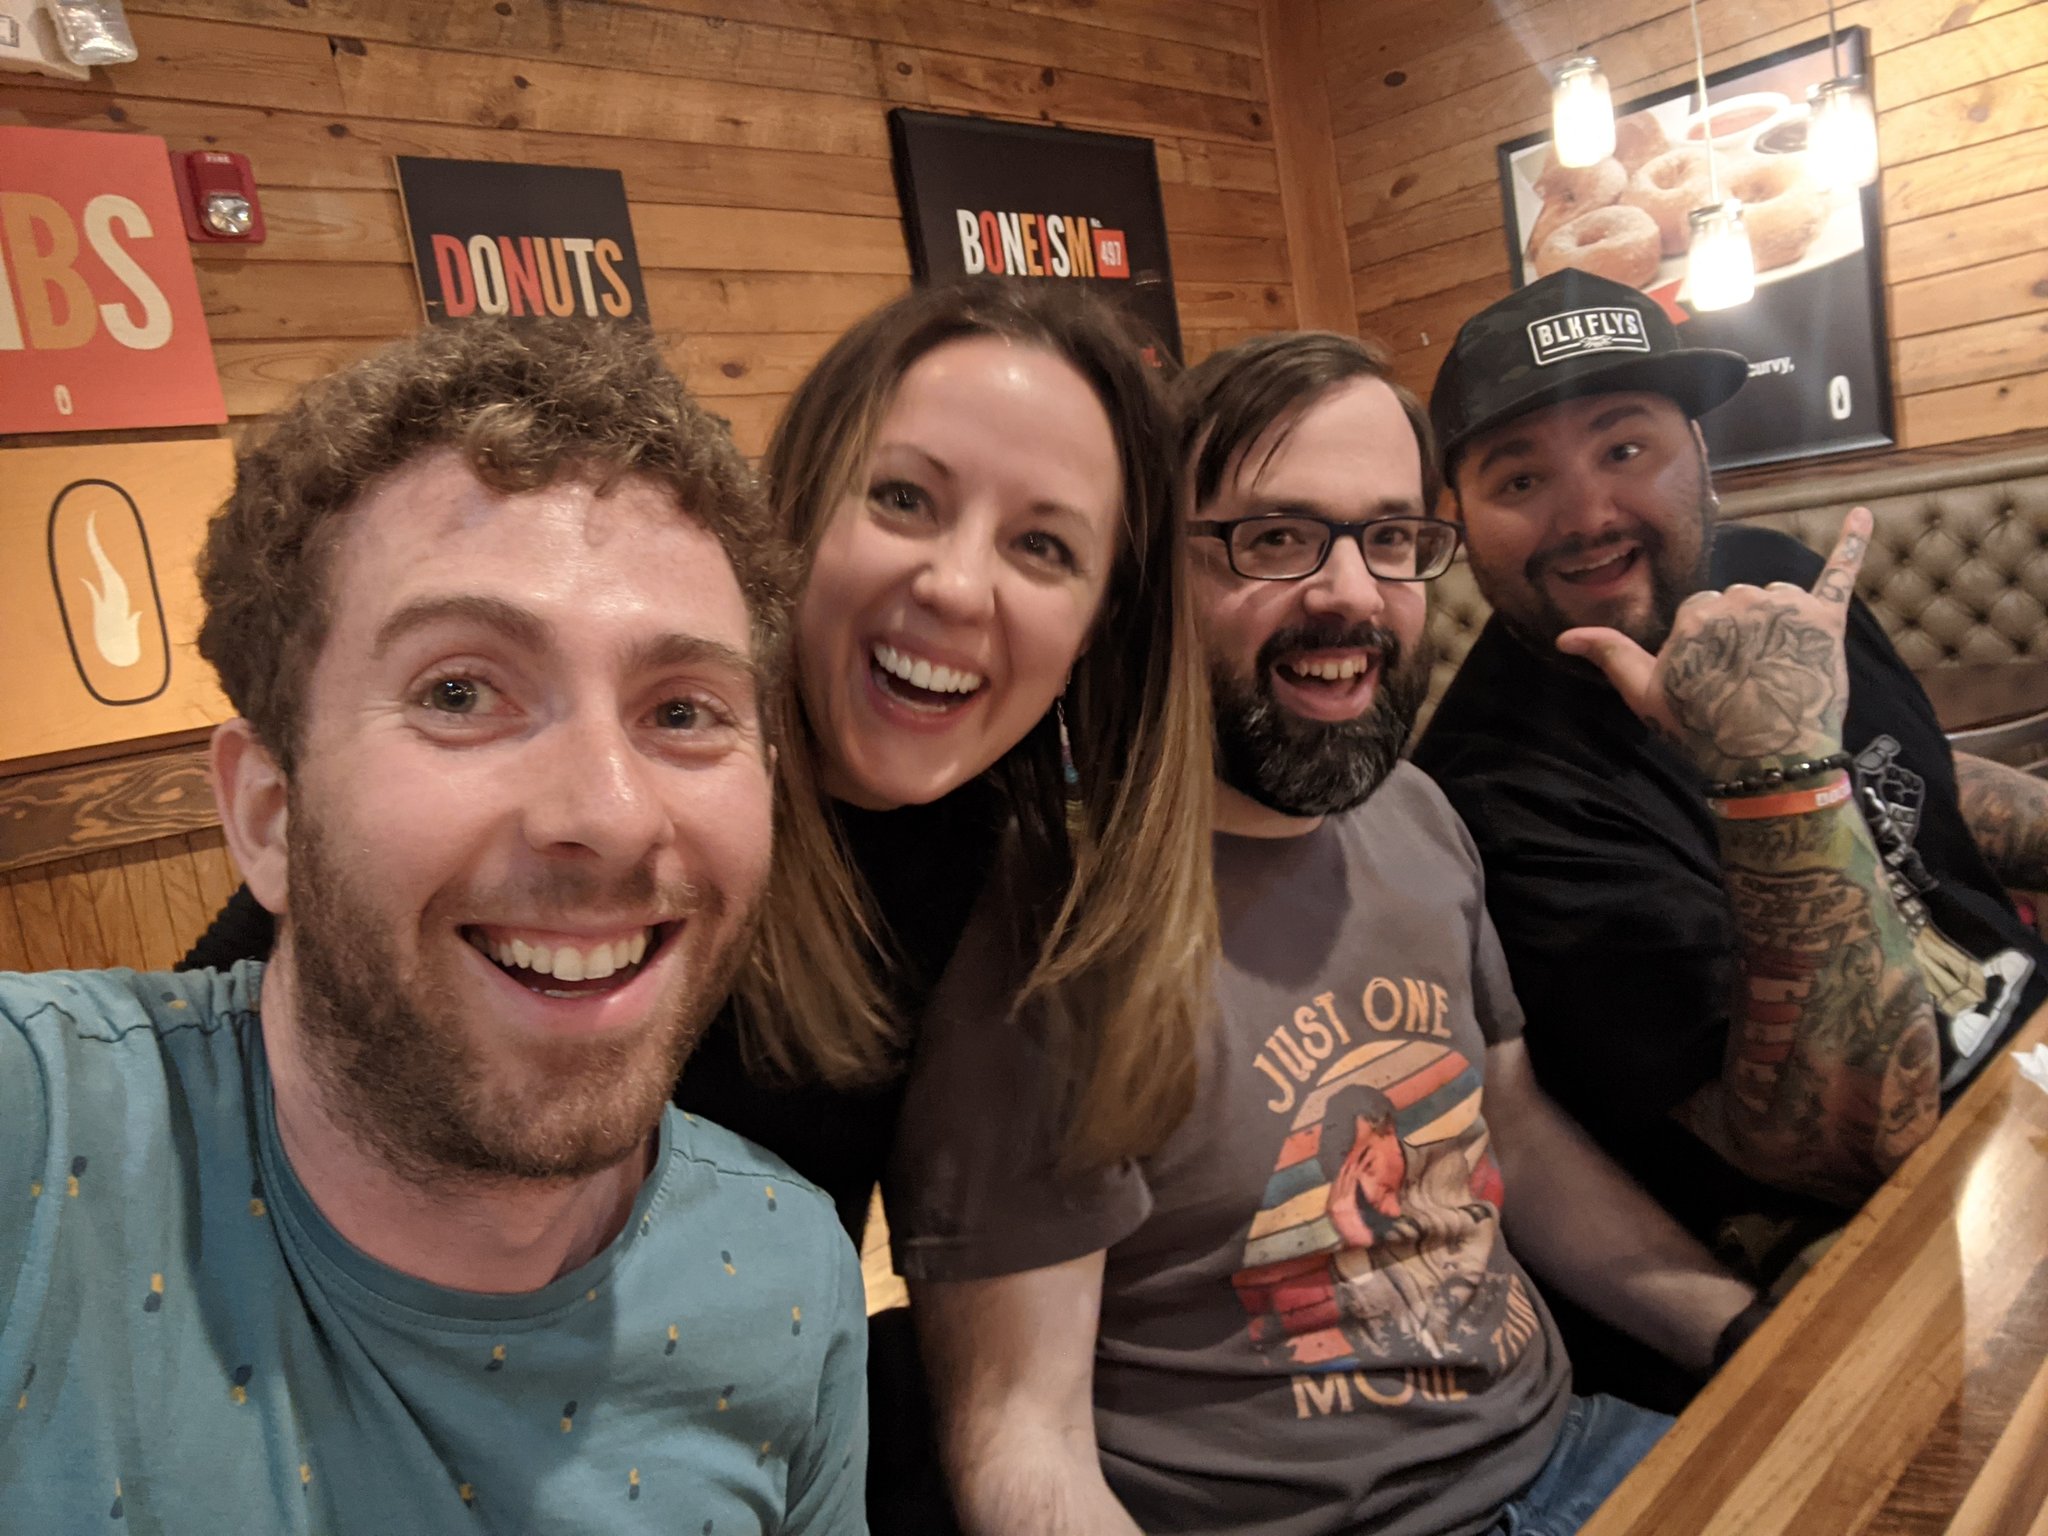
1057,679,1077,788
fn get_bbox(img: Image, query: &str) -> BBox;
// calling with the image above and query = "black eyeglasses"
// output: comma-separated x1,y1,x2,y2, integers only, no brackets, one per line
1190,514,1463,582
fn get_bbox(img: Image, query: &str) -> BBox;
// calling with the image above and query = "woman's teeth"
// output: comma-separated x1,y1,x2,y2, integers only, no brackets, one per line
873,643,983,695
468,928,651,984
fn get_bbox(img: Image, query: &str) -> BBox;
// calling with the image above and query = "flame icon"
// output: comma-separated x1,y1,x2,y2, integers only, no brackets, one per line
80,511,144,668
47,478,172,707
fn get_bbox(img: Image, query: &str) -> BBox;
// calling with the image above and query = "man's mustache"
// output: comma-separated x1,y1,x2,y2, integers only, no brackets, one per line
437,865,718,926
1255,622,1404,678
1524,525,1665,585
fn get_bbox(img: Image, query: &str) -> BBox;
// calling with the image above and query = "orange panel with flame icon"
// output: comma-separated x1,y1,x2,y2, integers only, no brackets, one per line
3,439,235,771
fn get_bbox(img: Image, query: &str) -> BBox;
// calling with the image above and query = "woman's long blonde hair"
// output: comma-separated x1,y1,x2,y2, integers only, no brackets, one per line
733,279,1217,1171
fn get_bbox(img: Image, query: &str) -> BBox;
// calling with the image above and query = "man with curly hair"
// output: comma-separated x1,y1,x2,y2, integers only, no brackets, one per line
0,320,865,1534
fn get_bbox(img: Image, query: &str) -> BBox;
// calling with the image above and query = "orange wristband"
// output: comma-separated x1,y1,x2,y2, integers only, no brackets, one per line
1709,771,1853,821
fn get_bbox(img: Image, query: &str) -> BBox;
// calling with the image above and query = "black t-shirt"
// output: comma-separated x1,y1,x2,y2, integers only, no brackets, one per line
673,780,1005,1237
179,780,1006,1241
1412,524,2047,1237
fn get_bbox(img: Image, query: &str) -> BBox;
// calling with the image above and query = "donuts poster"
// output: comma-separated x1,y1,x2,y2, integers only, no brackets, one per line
1496,31,1894,470
0,439,236,772
889,109,1183,365
394,157,651,325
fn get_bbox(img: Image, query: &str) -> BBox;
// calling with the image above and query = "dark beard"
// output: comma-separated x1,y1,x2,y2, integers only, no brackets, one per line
282,789,748,1187
1211,621,1432,818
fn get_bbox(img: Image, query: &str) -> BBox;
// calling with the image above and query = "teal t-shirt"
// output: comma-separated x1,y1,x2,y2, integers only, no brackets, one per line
0,963,867,1534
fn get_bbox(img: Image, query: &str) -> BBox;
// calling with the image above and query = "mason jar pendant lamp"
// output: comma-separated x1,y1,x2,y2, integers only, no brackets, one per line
1684,0,1755,311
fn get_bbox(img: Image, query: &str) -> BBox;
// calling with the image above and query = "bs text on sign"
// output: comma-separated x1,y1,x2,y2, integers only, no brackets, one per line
0,126,226,435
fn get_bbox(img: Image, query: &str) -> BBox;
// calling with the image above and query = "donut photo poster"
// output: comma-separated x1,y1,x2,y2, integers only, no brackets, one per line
1496,30,1895,470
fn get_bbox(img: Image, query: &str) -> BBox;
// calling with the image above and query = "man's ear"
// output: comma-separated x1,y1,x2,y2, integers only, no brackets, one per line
211,719,290,916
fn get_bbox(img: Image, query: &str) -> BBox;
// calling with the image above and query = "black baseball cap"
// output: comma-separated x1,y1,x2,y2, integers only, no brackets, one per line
1428,270,1749,484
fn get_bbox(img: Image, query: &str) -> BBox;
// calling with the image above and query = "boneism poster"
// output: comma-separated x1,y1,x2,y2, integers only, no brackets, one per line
889,109,1183,365
1,440,236,770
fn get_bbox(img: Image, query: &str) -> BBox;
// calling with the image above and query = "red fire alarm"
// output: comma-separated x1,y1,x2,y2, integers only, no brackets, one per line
173,150,265,244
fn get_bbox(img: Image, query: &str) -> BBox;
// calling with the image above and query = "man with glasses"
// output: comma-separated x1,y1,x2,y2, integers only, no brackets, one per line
888,333,1758,1536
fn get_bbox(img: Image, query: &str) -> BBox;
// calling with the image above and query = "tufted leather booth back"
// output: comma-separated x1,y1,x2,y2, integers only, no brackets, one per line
1420,441,2048,729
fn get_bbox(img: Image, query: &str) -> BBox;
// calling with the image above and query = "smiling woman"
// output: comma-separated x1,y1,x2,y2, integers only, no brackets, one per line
794,335,1123,815
728,281,1216,1184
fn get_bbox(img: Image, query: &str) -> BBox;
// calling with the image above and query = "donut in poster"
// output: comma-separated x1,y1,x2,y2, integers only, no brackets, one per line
1622,147,1712,257
1611,109,1670,173
1523,156,1626,263
1724,155,1827,271
1532,204,1662,288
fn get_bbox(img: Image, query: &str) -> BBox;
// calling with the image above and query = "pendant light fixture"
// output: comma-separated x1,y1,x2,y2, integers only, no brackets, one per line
1683,0,1754,311
1550,0,1615,168
1552,59,1616,167
1806,0,1880,190
1687,205,1756,311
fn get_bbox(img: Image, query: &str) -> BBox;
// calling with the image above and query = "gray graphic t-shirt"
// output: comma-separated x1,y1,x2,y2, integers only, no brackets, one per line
890,765,1571,1536
0,962,867,1534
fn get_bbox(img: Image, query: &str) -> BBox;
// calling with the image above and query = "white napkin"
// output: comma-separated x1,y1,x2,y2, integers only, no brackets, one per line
2014,1044,2048,1096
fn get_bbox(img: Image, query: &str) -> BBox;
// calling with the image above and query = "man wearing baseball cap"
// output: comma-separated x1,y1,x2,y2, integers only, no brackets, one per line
1412,270,2048,1400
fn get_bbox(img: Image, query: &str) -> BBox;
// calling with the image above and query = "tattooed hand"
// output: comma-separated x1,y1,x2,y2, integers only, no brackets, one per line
1556,508,1872,780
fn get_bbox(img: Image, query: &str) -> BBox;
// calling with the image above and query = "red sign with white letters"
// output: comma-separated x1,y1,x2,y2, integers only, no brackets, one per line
0,126,226,433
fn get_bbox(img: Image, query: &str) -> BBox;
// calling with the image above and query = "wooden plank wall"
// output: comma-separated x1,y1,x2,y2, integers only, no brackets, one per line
0,0,1297,973
0,826,239,975
1325,0,2048,450
1,0,1294,458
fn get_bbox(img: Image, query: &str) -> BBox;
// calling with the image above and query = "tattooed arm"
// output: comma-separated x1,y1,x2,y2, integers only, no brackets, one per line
1689,798,1940,1201
1558,510,1940,1202
1953,752,2048,891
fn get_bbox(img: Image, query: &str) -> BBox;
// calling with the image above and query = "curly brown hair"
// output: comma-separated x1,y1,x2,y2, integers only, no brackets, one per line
197,317,794,772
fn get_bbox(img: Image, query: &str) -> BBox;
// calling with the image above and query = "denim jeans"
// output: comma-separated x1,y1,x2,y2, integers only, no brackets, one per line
1485,1393,1673,1536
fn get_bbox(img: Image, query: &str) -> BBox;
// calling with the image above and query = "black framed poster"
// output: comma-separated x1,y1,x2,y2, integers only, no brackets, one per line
394,157,651,326
889,109,1182,365
1495,31,1894,470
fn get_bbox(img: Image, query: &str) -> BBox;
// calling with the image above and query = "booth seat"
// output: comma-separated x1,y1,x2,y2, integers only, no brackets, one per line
1421,438,2048,773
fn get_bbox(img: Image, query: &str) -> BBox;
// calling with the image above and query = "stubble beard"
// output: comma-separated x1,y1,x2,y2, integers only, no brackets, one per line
1477,450,1716,655
1211,621,1433,818
280,790,753,1189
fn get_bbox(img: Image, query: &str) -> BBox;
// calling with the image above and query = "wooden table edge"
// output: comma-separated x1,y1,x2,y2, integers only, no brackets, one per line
1577,1001,2048,1535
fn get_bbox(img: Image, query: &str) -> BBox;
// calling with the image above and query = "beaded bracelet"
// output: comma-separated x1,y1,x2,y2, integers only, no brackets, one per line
1710,771,1853,821
1704,751,1852,800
